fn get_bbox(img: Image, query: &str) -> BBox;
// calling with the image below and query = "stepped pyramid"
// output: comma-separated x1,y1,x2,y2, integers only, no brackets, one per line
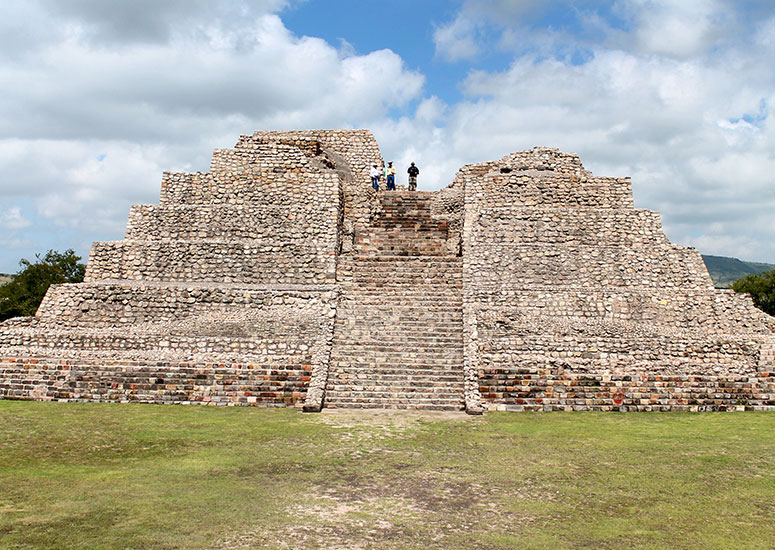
1,131,773,412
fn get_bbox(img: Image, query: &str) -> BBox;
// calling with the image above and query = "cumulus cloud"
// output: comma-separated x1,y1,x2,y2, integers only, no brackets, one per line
433,15,480,62
0,206,31,230
35,0,291,45
617,0,730,58
1,0,773,273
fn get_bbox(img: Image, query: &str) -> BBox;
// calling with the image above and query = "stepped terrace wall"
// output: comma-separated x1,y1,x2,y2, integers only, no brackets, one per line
461,147,775,412
0,287,338,406
1,132,349,408
86,166,343,285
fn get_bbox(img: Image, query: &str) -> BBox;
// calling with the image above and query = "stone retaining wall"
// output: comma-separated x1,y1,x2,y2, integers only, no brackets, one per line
470,244,712,289
126,204,329,242
461,146,775,412
0,358,312,406
159,169,338,206
470,289,775,332
84,240,337,284
478,366,775,412
474,208,668,246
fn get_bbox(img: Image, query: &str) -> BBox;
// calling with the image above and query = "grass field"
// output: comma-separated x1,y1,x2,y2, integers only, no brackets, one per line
1,402,773,549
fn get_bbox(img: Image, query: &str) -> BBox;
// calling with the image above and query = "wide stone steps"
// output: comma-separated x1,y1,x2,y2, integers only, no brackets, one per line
324,399,465,411
326,389,463,401
326,371,462,382
335,328,462,337
325,246,464,411
336,304,461,312
339,286,462,293
355,238,448,256
333,333,462,342
340,263,462,273
328,362,464,372
335,308,462,318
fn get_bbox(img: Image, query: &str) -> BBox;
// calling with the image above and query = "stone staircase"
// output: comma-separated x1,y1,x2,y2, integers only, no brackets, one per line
325,192,465,410
356,192,451,256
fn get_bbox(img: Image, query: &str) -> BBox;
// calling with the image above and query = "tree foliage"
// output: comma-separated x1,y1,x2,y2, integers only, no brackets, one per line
731,268,775,317
0,249,86,321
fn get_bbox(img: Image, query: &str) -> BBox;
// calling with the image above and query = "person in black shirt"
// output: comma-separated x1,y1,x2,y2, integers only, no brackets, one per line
407,162,419,191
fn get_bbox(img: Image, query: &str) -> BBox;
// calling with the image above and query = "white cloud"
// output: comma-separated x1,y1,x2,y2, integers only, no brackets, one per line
618,0,729,58
433,15,480,62
0,206,31,230
1,0,774,272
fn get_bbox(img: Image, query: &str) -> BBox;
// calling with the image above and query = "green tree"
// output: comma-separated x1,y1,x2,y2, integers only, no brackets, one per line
731,268,775,317
0,249,86,321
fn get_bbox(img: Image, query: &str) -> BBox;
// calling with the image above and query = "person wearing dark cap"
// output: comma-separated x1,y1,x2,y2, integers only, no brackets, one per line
407,161,419,191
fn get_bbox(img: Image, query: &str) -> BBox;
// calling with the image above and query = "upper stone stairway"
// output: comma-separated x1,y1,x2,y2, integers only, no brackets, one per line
325,191,465,410
355,192,451,256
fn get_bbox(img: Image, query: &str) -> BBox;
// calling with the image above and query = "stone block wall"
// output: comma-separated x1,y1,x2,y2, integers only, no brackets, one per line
1,132,350,408
210,142,314,173
84,240,336,284
236,130,383,251
0,287,338,406
461,147,775,412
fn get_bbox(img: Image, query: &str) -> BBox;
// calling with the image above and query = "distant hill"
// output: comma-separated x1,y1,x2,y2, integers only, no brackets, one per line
701,255,775,288
0,273,10,285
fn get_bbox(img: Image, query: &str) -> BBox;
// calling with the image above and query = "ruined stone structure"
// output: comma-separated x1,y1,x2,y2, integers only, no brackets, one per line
2,130,774,412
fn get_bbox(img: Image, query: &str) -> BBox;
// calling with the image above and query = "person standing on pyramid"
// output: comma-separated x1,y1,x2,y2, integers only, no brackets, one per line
386,161,396,191
407,161,419,191
370,163,381,191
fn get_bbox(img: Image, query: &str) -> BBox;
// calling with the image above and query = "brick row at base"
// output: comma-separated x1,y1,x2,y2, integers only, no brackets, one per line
479,367,775,411
0,358,310,406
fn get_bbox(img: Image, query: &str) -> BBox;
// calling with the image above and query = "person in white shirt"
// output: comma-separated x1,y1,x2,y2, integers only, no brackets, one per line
370,164,381,191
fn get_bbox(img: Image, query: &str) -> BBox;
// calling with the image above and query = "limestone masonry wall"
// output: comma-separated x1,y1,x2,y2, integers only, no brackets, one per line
84,240,336,284
1,137,773,412
461,147,774,412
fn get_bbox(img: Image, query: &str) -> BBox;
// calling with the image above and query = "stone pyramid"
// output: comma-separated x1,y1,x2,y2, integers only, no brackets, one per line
1,131,773,412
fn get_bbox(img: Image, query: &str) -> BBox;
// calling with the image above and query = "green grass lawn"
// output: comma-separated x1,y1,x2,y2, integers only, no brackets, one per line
1,402,773,549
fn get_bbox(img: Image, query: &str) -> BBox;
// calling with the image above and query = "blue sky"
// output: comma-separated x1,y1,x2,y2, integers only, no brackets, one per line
0,0,774,273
